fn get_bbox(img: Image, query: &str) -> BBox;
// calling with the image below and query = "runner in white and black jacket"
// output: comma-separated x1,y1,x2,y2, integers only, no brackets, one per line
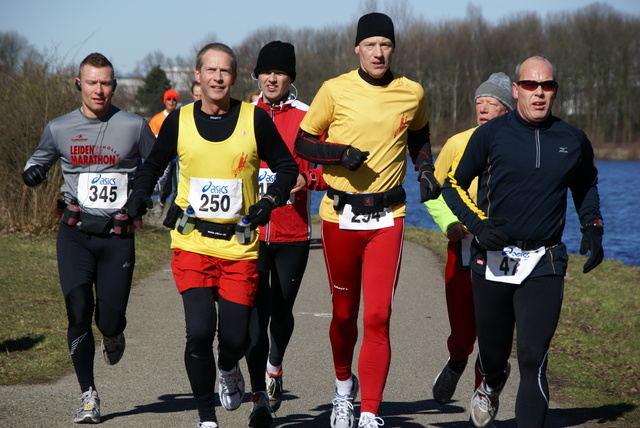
244,41,329,423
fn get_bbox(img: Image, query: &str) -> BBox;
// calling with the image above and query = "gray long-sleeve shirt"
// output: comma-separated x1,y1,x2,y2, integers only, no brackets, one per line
25,105,155,218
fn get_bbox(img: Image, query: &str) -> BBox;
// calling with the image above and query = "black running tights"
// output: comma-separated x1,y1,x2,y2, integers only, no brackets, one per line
57,223,134,392
182,287,252,422
472,272,564,428
245,240,310,392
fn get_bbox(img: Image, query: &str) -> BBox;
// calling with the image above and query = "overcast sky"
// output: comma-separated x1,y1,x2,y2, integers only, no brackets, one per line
1,0,638,75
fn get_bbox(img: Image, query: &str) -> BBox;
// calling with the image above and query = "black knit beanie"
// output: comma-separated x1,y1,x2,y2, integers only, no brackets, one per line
253,41,296,83
355,12,395,47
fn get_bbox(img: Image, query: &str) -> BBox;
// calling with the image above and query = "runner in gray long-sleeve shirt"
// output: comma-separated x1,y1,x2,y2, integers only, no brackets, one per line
22,52,155,425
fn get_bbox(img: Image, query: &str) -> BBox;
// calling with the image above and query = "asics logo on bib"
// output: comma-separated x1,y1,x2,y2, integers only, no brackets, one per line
502,247,532,259
202,182,229,194
90,174,118,186
258,170,276,183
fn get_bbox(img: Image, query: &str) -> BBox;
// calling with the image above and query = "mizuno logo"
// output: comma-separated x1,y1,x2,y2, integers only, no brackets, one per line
559,147,568,153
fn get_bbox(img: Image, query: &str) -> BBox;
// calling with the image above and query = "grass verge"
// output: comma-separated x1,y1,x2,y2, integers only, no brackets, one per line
0,225,171,385
1,225,638,424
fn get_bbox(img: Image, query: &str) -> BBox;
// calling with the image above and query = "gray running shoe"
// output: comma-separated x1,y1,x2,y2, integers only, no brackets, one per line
248,391,274,427
432,358,467,404
73,387,100,424
331,375,359,428
468,418,496,428
101,332,125,365
218,364,245,411
470,363,511,427
265,370,283,412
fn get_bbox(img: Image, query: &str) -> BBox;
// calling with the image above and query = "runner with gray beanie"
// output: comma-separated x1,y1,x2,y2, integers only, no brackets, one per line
424,72,514,408
475,72,515,112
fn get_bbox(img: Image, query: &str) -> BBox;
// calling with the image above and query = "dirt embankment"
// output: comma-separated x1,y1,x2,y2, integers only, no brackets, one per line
592,142,640,160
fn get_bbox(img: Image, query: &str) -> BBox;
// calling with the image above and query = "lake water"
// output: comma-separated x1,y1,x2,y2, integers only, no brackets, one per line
311,159,640,267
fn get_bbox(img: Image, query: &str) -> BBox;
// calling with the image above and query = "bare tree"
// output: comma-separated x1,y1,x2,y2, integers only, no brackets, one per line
133,50,169,78
0,58,77,231
3,1,640,233
0,31,40,73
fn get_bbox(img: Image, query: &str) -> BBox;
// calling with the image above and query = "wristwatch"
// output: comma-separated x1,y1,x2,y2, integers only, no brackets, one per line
586,219,604,228
262,193,280,208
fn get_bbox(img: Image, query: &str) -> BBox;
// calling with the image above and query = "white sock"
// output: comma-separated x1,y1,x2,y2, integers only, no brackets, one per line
336,375,354,396
266,362,281,376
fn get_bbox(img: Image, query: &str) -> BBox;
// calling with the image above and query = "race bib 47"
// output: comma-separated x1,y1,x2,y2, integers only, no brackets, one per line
485,246,545,284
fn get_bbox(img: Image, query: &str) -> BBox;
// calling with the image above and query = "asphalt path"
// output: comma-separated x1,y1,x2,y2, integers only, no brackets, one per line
0,226,605,427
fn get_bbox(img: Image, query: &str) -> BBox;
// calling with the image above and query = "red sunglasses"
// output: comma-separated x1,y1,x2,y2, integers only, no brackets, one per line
517,80,558,91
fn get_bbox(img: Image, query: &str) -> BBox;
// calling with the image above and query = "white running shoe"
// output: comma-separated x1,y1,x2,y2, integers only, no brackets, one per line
218,364,245,411
248,391,274,427
470,363,511,427
197,422,218,428
265,369,283,412
331,375,359,428
73,387,100,423
101,333,125,365
358,412,384,427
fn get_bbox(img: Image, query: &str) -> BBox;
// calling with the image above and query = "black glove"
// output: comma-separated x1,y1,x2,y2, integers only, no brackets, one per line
471,218,509,251
245,198,274,226
126,190,153,218
579,224,604,273
418,166,441,202
22,164,48,188
340,146,369,171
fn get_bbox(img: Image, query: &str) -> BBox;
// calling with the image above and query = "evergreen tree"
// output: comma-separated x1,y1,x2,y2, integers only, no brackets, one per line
136,65,171,116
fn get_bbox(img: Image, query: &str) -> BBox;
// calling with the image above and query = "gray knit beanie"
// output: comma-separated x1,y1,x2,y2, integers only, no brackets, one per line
475,72,515,111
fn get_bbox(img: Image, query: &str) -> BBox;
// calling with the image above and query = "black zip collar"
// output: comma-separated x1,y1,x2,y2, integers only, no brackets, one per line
513,109,557,130
358,67,394,86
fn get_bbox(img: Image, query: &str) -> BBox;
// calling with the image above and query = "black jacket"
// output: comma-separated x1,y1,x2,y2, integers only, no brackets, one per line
442,110,602,277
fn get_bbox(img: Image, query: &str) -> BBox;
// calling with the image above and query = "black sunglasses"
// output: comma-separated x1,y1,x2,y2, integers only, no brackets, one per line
517,80,558,91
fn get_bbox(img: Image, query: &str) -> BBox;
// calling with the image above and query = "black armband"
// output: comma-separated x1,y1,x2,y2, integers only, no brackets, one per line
294,130,346,165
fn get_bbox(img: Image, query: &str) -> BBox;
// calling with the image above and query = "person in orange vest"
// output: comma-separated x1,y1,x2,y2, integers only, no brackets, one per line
148,89,180,210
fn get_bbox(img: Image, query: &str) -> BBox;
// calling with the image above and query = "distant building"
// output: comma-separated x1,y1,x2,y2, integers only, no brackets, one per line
115,66,193,98
163,66,193,94
115,75,144,94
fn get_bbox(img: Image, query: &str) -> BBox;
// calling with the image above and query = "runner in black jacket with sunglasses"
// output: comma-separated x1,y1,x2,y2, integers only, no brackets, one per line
442,55,603,428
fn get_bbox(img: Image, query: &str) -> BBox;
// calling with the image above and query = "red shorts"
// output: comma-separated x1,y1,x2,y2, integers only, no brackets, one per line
171,249,258,306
